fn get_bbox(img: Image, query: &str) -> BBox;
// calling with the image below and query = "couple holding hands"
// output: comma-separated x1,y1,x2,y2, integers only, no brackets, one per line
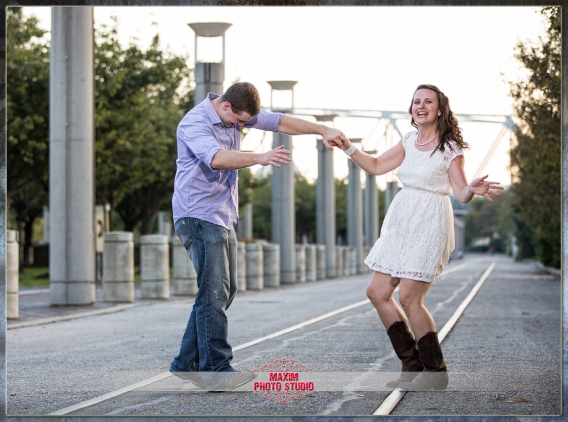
169,82,502,392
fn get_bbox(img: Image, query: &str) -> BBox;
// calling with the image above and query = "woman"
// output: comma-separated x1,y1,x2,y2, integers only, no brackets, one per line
335,84,502,391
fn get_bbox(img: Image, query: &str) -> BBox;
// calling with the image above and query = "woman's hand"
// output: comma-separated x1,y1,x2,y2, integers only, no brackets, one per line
330,133,351,151
468,175,504,202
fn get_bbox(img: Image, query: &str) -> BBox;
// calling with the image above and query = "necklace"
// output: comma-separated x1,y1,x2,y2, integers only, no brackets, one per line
415,133,437,146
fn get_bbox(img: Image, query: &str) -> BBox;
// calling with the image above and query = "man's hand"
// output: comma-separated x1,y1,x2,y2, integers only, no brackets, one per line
259,145,292,168
328,132,351,152
211,146,290,170
321,127,347,151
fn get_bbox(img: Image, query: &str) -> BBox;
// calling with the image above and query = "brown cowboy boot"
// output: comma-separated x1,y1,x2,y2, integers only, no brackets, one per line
385,320,424,388
399,331,449,391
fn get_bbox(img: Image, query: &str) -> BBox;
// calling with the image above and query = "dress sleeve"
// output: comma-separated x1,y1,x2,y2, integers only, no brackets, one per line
401,131,415,151
444,142,464,169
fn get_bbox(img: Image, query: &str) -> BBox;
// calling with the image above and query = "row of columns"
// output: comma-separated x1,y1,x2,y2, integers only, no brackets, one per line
99,235,370,303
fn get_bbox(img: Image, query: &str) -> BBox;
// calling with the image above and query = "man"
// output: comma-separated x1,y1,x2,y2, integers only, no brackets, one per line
170,82,343,391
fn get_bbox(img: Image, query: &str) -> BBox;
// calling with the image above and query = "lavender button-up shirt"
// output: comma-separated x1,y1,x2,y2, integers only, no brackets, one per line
172,93,283,229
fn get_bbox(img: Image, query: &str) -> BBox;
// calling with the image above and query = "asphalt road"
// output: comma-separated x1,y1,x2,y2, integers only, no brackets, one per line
6,253,562,420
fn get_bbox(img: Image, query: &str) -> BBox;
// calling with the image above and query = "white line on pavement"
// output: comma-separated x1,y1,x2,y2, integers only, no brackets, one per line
48,372,172,416
48,299,372,415
373,261,497,416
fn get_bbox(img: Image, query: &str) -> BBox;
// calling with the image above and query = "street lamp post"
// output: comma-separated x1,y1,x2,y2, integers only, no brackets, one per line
188,22,232,103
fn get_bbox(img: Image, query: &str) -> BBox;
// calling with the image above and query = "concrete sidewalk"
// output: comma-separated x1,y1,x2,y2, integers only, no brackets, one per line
8,284,196,330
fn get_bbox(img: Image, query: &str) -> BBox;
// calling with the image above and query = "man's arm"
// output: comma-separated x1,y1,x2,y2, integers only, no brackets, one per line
277,115,343,151
211,145,292,170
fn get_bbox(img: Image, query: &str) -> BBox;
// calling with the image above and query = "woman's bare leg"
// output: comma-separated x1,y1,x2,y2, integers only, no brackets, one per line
398,278,436,340
366,271,407,328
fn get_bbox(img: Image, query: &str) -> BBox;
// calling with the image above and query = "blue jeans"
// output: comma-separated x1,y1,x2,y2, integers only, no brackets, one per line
170,217,238,376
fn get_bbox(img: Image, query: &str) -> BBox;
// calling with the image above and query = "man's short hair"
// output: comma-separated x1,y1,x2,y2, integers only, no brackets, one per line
220,82,261,117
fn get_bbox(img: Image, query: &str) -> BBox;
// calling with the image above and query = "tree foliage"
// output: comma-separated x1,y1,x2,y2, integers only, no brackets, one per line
6,8,50,266
6,9,50,205
7,9,195,251
250,173,351,244
249,172,320,242
508,6,561,267
94,21,194,233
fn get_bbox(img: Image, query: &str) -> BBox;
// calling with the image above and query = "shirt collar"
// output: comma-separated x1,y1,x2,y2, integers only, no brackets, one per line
205,92,223,126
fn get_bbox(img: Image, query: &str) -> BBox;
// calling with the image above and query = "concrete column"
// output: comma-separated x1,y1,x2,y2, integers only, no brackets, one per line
272,132,296,284
172,236,197,296
102,232,134,303
237,202,253,240
343,246,350,276
349,247,357,275
157,212,172,238
365,172,379,247
246,243,263,290
7,230,19,319
365,246,373,273
317,141,337,279
262,243,280,287
237,241,246,292
295,244,306,283
452,216,466,260
194,62,224,104
316,244,326,280
305,244,317,282
49,7,95,305
140,235,169,299
95,204,110,282
335,246,344,278
42,206,49,243
348,157,364,274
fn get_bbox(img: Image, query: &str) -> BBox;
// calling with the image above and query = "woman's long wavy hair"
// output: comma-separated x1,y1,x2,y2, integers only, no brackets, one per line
408,84,469,154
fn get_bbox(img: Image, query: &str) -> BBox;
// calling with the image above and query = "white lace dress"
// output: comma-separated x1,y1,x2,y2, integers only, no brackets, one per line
364,130,463,282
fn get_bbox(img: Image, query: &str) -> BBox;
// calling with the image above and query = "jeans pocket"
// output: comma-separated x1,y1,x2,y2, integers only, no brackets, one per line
175,218,192,250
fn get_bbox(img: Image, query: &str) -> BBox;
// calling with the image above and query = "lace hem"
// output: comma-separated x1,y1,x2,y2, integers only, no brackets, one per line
364,260,435,283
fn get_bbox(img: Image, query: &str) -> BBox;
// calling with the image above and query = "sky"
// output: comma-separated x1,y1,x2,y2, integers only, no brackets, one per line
21,5,548,188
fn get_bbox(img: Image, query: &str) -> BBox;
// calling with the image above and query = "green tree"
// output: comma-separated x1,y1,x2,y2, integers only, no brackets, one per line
94,22,193,233
295,174,316,243
238,167,265,215
249,173,384,246
251,174,272,240
508,6,561,267
6,8,49,205
6,8,50,266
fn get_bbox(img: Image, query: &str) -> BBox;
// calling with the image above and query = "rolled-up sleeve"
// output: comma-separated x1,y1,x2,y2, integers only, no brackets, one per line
244,108,283,132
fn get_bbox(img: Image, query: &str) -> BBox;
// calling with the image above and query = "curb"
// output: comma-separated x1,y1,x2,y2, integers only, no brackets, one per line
7,302,152,330
535,261,561,277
